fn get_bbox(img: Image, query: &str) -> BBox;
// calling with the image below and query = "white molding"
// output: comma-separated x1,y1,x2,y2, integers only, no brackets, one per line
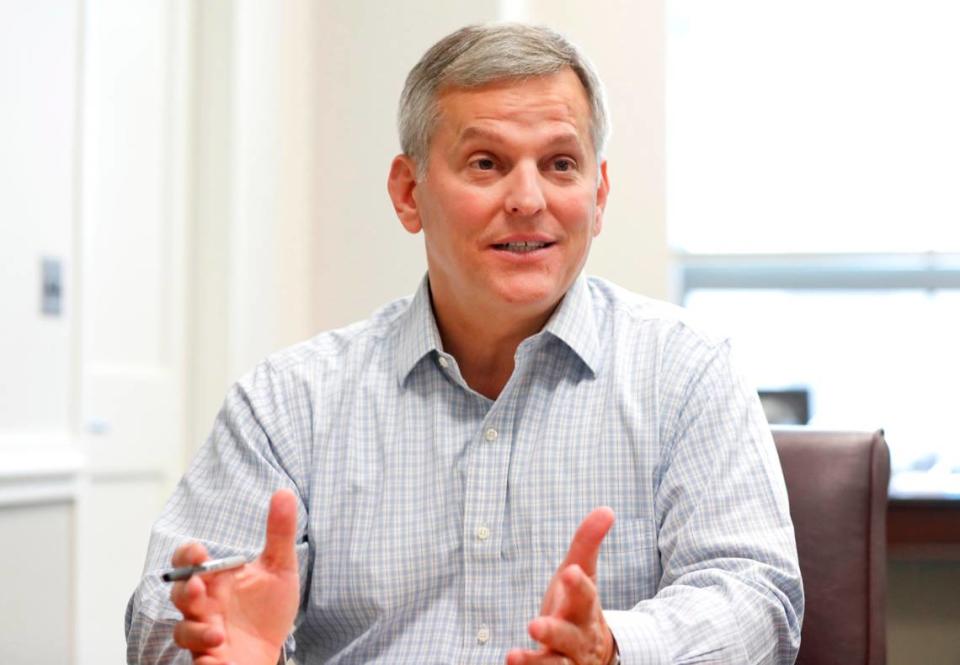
0,443,82,507
0,434,164,484
0,433,79,473
87,469,167,484
0,476,79,507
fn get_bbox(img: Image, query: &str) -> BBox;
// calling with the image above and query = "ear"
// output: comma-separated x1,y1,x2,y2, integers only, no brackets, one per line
387,154,423,234
593,160,610,237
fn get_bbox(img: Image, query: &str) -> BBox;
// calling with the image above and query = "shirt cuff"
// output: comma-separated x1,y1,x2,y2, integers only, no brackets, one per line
604,609,672,665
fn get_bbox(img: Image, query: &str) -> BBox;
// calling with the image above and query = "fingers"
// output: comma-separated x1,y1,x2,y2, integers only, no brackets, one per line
171,541,209,568
555,564,598,624
172,618,224,651
510,510,614,665
259,488,299,572
527,569,605,659
529,616,587,658
518,560,610,665
170,574,210,619
505,648,574,665
559,506,615,579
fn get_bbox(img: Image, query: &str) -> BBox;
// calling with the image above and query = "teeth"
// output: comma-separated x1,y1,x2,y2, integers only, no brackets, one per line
499,241,548,251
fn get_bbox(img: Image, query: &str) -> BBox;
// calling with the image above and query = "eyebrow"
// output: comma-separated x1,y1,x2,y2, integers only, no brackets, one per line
455,126,585,152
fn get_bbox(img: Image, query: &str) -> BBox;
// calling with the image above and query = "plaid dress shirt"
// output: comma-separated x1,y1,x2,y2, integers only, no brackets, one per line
126,274,803,664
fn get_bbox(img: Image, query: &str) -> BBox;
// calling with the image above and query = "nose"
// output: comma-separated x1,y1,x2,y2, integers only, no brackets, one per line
503,162,546,217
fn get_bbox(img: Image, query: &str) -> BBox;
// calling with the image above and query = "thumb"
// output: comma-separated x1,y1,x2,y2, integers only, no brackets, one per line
559,506,615,579
259,488,299,571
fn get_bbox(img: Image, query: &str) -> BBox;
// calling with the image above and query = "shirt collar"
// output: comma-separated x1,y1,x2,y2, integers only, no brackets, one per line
541,273,601,377
395,274,444,384
395,273,601,384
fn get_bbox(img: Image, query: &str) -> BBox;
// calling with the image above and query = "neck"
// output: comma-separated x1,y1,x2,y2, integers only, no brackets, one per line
430,288,556,400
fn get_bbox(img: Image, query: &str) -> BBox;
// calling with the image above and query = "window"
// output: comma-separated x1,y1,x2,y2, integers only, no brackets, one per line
668,0,960,495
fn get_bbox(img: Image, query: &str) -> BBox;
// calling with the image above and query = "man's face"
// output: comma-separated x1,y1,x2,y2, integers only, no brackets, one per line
391,67,609,323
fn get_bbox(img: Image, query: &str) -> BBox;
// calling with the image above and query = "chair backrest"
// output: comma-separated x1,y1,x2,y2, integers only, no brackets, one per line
772,429,890,665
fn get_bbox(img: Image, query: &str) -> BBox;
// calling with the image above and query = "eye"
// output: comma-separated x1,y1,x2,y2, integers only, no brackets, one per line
470,157,497,171
551,157,577,172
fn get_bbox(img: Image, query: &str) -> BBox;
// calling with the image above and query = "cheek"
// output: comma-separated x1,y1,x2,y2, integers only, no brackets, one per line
454,187,499,222
432,187,499,240
422,191,494,261
553,193,596,236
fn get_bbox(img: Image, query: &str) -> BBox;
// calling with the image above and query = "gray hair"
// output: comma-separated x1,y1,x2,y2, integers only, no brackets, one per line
398,23,610,177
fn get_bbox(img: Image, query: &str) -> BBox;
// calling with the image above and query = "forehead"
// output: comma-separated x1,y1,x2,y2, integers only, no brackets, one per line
432,68,593,150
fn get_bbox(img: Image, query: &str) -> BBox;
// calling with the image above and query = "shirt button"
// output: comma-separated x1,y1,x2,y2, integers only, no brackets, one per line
438,356,449,369
484,428,498,442
476,625,490,644
476,524,490,541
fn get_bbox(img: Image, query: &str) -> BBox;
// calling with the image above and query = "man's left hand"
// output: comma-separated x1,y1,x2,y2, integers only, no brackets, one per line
506,507,617,665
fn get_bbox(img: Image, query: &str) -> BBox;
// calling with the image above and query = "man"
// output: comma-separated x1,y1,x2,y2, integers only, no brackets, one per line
126,23,803,664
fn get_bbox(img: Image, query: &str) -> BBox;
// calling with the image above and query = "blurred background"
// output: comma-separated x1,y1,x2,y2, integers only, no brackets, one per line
1,0,957,662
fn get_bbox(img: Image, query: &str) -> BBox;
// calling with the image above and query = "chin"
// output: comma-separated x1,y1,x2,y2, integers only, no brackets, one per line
491,278,563,310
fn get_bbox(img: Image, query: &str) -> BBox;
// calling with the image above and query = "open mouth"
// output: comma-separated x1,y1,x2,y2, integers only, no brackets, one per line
492,241,555,253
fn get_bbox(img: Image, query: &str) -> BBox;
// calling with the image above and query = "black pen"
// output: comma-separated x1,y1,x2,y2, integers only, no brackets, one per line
161,555,249,582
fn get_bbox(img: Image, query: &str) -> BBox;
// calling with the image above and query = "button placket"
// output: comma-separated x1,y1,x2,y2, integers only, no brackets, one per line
462,406,513,657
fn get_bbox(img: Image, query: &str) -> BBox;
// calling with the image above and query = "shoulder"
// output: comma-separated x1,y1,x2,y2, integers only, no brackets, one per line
583,276,741,410
237,294,413,398
272,295,411,369
584,275,729,358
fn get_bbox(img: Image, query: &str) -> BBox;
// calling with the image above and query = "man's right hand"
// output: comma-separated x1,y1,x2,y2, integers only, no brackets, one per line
170,489,301,665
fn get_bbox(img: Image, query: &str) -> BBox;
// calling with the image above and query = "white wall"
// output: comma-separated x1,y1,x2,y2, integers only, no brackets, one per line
0,2,82,662
0,503,75,662
0,0,78,444
76,2,192,662
0,1,192,663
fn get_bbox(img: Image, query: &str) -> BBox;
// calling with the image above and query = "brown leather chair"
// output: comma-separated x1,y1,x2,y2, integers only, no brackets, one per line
772,429,890,665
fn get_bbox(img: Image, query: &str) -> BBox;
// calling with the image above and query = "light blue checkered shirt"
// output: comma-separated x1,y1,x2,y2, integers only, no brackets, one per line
126,275,802,664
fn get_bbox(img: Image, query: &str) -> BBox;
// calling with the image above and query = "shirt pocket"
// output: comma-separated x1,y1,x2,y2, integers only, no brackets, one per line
595,517,659,610
524,516,658,612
